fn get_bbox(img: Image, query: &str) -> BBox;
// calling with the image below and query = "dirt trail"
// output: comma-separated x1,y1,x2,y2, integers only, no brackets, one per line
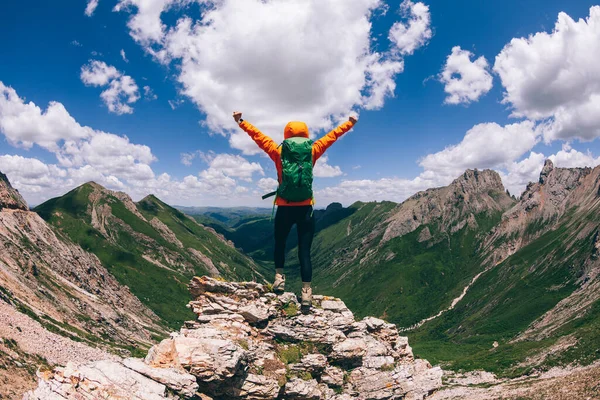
400,266,492,332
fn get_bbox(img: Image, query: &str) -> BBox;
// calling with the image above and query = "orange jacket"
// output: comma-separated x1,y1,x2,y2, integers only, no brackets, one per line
239,119,355,206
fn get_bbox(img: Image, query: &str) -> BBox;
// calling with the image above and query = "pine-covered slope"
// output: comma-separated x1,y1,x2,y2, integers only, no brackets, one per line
34,182,267,328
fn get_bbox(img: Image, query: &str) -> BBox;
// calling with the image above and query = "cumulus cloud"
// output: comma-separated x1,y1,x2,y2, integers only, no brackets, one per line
313,155,343,178
388,0,433,56
116,0,431,154
0,82,158,202
440,46,493,105
317,175,439,205
80,60,140,114
257,177,278,193
549,143,600,168
419,121,539,180
85,0,99,16
202,153,264,182
120,49,129,63
495,6,600,142
0,82,92,151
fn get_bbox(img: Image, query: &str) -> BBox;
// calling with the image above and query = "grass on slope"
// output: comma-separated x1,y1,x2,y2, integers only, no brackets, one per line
409,216,597,376
137,195,270,280
313,210,502,328
35,186,194,328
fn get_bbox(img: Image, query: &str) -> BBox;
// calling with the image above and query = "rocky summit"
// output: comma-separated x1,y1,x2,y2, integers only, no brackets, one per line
26,276,442,400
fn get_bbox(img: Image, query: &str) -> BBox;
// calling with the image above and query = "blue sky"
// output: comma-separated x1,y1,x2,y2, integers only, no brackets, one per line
1,0,600,207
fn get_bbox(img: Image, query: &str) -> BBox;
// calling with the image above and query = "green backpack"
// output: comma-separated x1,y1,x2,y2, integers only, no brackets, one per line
262,137,314,202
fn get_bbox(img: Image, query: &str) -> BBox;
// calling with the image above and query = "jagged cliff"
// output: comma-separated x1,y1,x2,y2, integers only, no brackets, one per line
26,276,443,400
0,173,164,344
0,172,167,397
382,169,513,244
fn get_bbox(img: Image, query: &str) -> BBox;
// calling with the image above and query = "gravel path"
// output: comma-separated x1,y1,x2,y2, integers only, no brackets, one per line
0,301,117,366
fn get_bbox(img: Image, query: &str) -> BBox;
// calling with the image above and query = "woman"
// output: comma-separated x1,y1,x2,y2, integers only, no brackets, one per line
233,111,357,307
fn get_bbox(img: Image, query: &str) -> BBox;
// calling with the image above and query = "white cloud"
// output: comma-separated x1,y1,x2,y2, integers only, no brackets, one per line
81,60,120,86
257,177,278,193
549,143,600,168
143,85,158,100
0,82,93,151
180,151,197,166
116,0,430,154
121,49,129,63
494,6,600,142
388,0,432,56
313,155,343,178
317,175,438,205
71,40,83,47
202,153,264,182
85,0,99,16
440,46,493,105
419,121,539,180
168,99,184,110
0,82,156,202
499,152,546,197
80,60,140,115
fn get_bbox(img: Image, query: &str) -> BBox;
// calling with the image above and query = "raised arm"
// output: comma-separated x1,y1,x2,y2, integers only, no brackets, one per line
233,111,280,162
312,116,358,162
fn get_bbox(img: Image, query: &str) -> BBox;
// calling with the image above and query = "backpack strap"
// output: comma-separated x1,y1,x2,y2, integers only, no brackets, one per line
262,191,277,200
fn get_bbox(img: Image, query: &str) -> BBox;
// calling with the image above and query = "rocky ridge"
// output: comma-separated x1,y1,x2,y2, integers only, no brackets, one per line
0,176,164,346
382,169,514,244
27,276,442,399
0,171,28,211
483,159,595,265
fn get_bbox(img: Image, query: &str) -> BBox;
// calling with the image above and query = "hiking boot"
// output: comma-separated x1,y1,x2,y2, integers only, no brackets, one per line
301,286,312,308
273,273,285,293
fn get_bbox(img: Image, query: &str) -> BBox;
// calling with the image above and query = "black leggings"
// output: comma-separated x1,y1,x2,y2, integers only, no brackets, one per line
274,205,315,282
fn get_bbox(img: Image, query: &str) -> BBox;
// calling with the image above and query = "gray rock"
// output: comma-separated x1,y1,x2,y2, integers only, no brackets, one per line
26,360,169,400
285,378,322,400
28,276,442,400
291,354,328,374
321,366,344,387
330,338,367,366
122,357,199,398
237,374,280,399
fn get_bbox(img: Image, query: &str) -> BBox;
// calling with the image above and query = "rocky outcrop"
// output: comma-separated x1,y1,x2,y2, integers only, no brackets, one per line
0,185,164,348
28,276,443,399
483,160,594,265
0,171,28,211
382,169,513,243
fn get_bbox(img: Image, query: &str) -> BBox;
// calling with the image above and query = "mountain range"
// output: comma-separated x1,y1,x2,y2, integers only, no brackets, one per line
1,160,600,398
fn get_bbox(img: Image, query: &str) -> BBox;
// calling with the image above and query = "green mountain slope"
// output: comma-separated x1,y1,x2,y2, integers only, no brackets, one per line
281,170,514,327
410,161,600,375
35,182,267,328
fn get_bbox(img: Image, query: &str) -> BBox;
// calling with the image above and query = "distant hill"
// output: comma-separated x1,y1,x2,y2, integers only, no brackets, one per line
35,183,268,328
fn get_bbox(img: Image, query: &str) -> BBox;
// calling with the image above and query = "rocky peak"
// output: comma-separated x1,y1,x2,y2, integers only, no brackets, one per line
452,169,505,195
85,181,147,222
0,171,28,211
483,162,595,265
28,276,442,399
382,169,513,243
539,159,554,184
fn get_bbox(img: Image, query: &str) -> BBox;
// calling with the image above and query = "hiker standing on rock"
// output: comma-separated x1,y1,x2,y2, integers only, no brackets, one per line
233,111,357,308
